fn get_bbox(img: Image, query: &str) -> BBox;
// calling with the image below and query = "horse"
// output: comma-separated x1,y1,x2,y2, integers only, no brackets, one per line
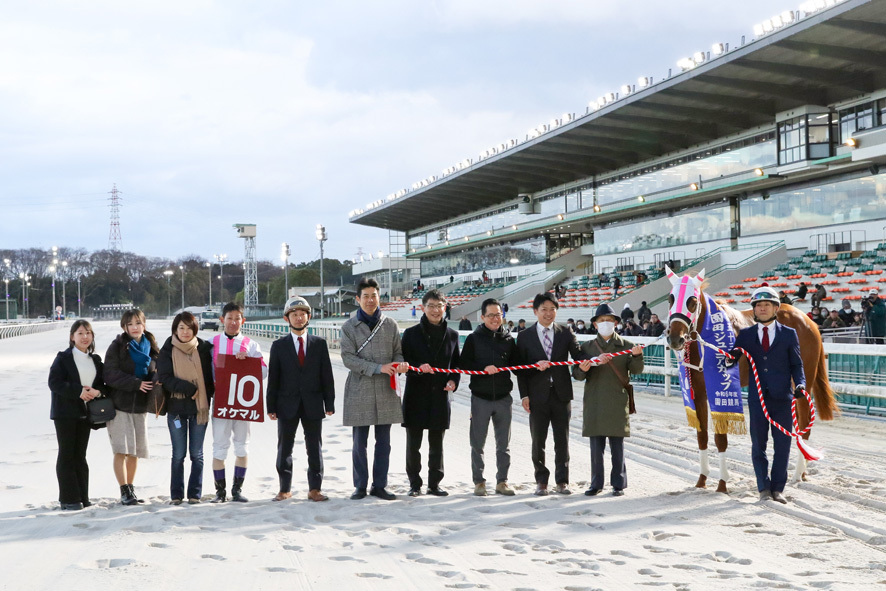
664,266,839,493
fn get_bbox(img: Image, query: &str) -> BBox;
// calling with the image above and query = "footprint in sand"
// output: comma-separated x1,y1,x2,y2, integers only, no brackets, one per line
148,542,171,549
72,523,90,529
638,568,662,578
282,545,303,551
757,572,788,582
709,551,751,565
435,570,465,580
787,552,820,560
264,567,299,573
245,534,265,541
472,568,526,576
328,556,366,563
201,554,226,561
444,585,489,589
356,573,393,579
89,558,136,569
611,550,640,559
405,553,452,566
645,531,690,541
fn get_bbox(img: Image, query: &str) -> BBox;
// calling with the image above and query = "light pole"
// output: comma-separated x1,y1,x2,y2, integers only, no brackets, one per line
281,242,290,302
51,246,58,320
163,270,174,316
179,265,185,311
206,262,212,308
61,261,67,319
19,272,28,318
214,254,227,303
77,276,82,318
316,224,327,318
3,258,10,321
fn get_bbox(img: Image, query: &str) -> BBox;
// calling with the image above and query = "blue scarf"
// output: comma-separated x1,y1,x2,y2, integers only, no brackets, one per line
357,307,381,329
128,336,152,379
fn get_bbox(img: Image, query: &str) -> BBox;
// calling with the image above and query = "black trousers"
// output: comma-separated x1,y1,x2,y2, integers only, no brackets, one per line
54,419,91,504
405,427,445,489
276,413,323,492
529,393,571,485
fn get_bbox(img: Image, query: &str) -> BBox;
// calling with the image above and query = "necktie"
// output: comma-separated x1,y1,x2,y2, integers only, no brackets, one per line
762,326,769,353
298,336,305,366
543,327,553,360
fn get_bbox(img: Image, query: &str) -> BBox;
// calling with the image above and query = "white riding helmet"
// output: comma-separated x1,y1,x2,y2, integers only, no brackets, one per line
284,296,312,316
750,286,780,306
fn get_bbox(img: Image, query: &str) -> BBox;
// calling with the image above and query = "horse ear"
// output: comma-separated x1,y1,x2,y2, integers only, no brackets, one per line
695,268,706,285
665,265,678,285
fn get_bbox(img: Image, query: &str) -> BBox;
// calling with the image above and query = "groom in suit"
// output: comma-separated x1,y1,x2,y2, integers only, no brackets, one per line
267,296,335,502
728,286,805,504
516,292,584,496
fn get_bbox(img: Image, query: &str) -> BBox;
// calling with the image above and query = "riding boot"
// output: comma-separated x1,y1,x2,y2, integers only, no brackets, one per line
230,476,249,503
210,479,226,503
120,484,137,506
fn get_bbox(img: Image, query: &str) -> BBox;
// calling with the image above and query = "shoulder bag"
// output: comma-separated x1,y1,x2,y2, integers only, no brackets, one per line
86,395,117,425
592,339,637,414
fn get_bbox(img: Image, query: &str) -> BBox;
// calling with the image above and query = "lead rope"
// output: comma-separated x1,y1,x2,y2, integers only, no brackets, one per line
697,337,822,461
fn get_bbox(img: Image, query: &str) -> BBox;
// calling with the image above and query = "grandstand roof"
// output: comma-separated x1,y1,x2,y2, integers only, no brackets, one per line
352,0,886,232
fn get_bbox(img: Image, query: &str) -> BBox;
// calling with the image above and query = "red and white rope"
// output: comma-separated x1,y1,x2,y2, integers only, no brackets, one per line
698,339,822,461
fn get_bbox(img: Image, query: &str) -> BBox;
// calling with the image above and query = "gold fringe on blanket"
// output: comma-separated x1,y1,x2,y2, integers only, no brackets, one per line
711,411,747,435
685,407,700,430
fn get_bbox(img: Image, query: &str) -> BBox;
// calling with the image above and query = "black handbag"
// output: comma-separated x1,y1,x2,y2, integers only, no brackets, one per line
86,395,116,425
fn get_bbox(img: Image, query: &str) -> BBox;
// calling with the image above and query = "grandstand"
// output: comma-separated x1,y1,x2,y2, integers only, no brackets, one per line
350,0,886,333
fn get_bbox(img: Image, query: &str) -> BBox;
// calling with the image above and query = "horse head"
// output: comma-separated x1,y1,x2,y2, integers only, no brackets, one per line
665,266,705,350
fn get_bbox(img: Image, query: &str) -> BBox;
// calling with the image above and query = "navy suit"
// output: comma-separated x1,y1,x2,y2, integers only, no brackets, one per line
267,333,335,492
734,322,805,493
516,323,584,485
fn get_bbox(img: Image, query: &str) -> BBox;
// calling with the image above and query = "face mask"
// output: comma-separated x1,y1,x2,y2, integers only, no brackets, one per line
596,321,615,337
576,324,584,330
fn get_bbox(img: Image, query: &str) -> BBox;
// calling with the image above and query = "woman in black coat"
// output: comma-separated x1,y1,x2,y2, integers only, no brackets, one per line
401,290,460,497
156,312,215,504
48,320,108,510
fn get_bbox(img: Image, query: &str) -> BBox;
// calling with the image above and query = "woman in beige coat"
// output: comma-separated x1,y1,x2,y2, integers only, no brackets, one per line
572,303,643,497
341,277,408,501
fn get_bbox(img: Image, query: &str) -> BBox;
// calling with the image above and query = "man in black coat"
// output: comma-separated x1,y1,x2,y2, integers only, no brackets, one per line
458,316,472,331
516,292,584,495
401,289,460,496
267,297,335,502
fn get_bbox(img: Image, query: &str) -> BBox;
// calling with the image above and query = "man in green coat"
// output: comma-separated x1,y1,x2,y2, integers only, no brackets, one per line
572,303,643,496
864,289,886,344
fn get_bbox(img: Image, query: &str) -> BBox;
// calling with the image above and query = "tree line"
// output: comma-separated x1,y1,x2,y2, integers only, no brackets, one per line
0,247,354,318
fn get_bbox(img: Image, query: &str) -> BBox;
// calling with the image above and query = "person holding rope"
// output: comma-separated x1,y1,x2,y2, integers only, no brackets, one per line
725,286,805,504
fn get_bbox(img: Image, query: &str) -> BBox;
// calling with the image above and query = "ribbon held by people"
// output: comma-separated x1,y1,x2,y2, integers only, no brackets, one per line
700,339,823,462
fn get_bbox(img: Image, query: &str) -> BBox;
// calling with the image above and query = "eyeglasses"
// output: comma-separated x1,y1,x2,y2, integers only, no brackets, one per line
425,304,445,310
484,313,503,319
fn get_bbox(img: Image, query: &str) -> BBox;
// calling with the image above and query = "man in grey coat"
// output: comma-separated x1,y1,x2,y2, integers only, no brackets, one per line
341,277,408,500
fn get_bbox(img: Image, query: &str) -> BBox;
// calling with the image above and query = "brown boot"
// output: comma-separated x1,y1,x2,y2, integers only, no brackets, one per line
307,489,328,502
273,491,292,502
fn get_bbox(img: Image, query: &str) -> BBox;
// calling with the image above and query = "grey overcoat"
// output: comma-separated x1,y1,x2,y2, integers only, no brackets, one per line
341,314,405,427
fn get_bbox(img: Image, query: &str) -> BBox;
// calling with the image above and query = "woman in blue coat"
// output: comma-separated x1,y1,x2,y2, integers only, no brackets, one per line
48,320,108,510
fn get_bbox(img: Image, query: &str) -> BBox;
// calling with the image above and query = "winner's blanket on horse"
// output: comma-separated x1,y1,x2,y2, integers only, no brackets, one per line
678,294,746,435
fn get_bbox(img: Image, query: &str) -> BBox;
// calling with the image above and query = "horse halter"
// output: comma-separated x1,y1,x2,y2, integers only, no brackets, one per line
666,266,706,343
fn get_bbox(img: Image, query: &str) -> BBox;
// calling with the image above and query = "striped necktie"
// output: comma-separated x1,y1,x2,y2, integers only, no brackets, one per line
543,327,553,360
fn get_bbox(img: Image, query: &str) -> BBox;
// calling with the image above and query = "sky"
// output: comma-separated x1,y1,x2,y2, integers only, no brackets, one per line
0,0,786,265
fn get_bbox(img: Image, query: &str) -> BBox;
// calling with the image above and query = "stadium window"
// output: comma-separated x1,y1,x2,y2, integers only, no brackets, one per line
839,101,874,143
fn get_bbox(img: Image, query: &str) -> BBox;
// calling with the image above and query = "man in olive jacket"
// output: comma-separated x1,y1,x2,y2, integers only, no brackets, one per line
572,303,643,497
401,289,460,497
341,277,408,501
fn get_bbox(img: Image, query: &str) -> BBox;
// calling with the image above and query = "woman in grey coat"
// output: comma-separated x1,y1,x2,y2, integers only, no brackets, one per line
572,303,643,497
341,277,408,501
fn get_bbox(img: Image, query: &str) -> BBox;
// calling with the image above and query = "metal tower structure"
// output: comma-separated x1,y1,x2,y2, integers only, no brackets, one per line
234,224,258,307
108,184,123,250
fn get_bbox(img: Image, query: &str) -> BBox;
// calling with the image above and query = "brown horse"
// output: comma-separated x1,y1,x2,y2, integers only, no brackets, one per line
665,267,838,493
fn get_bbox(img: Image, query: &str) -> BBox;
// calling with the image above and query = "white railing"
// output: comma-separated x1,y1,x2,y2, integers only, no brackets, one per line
0,322,64,340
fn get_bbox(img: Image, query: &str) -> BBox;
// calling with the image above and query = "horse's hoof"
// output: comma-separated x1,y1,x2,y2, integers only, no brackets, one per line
695,475,707,488
716,480,728,494
801,472,808,482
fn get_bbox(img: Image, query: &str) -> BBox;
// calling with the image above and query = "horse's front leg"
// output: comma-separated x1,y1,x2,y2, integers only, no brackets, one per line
714,433,729,493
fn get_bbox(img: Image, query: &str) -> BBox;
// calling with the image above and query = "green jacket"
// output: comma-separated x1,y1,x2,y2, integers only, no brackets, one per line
572,334,644,438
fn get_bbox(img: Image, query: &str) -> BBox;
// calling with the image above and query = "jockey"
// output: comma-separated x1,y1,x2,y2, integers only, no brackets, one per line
726,286,805,504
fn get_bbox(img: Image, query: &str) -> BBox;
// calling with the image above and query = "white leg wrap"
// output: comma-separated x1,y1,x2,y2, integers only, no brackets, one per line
699,449,710,477
718,452,730,482
792,455,807,483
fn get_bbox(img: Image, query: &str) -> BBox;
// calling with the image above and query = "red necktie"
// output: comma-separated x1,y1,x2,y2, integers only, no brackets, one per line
762,326,769,353
298,336,305,366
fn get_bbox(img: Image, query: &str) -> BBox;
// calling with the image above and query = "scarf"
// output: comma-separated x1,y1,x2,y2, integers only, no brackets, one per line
128,336,153,379
171,335,210,425
357,307,381,329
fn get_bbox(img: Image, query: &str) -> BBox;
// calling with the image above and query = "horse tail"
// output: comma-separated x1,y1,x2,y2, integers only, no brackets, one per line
813,345,839,421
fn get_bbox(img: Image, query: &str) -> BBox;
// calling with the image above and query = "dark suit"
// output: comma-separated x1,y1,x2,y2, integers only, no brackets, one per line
267,333,335,492
734,322,805,494
516,323,584,485
48,348,108,505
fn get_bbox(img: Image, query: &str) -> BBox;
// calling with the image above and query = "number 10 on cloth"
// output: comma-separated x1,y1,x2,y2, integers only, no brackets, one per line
213,355,265,422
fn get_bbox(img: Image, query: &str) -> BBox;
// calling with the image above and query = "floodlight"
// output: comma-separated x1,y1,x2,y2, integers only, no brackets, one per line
845,138,857,148
754,168,765,176
711,43,725,55
693,51,706,64
638,76,652,88
753,23,765,37
620,84,632,96
690,182,700,191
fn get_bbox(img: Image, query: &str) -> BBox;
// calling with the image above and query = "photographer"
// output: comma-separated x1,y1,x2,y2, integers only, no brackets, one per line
862,289,886,344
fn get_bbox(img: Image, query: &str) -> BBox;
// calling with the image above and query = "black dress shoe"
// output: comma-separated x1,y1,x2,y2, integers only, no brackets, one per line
612,489,625,497
369,487,396,500
61,502,84,511
534,484,549,496
584,488,601,496
350,488,367,500
554,483,572,495
82,500,93,508
426,487,449,497
407,488,421,497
